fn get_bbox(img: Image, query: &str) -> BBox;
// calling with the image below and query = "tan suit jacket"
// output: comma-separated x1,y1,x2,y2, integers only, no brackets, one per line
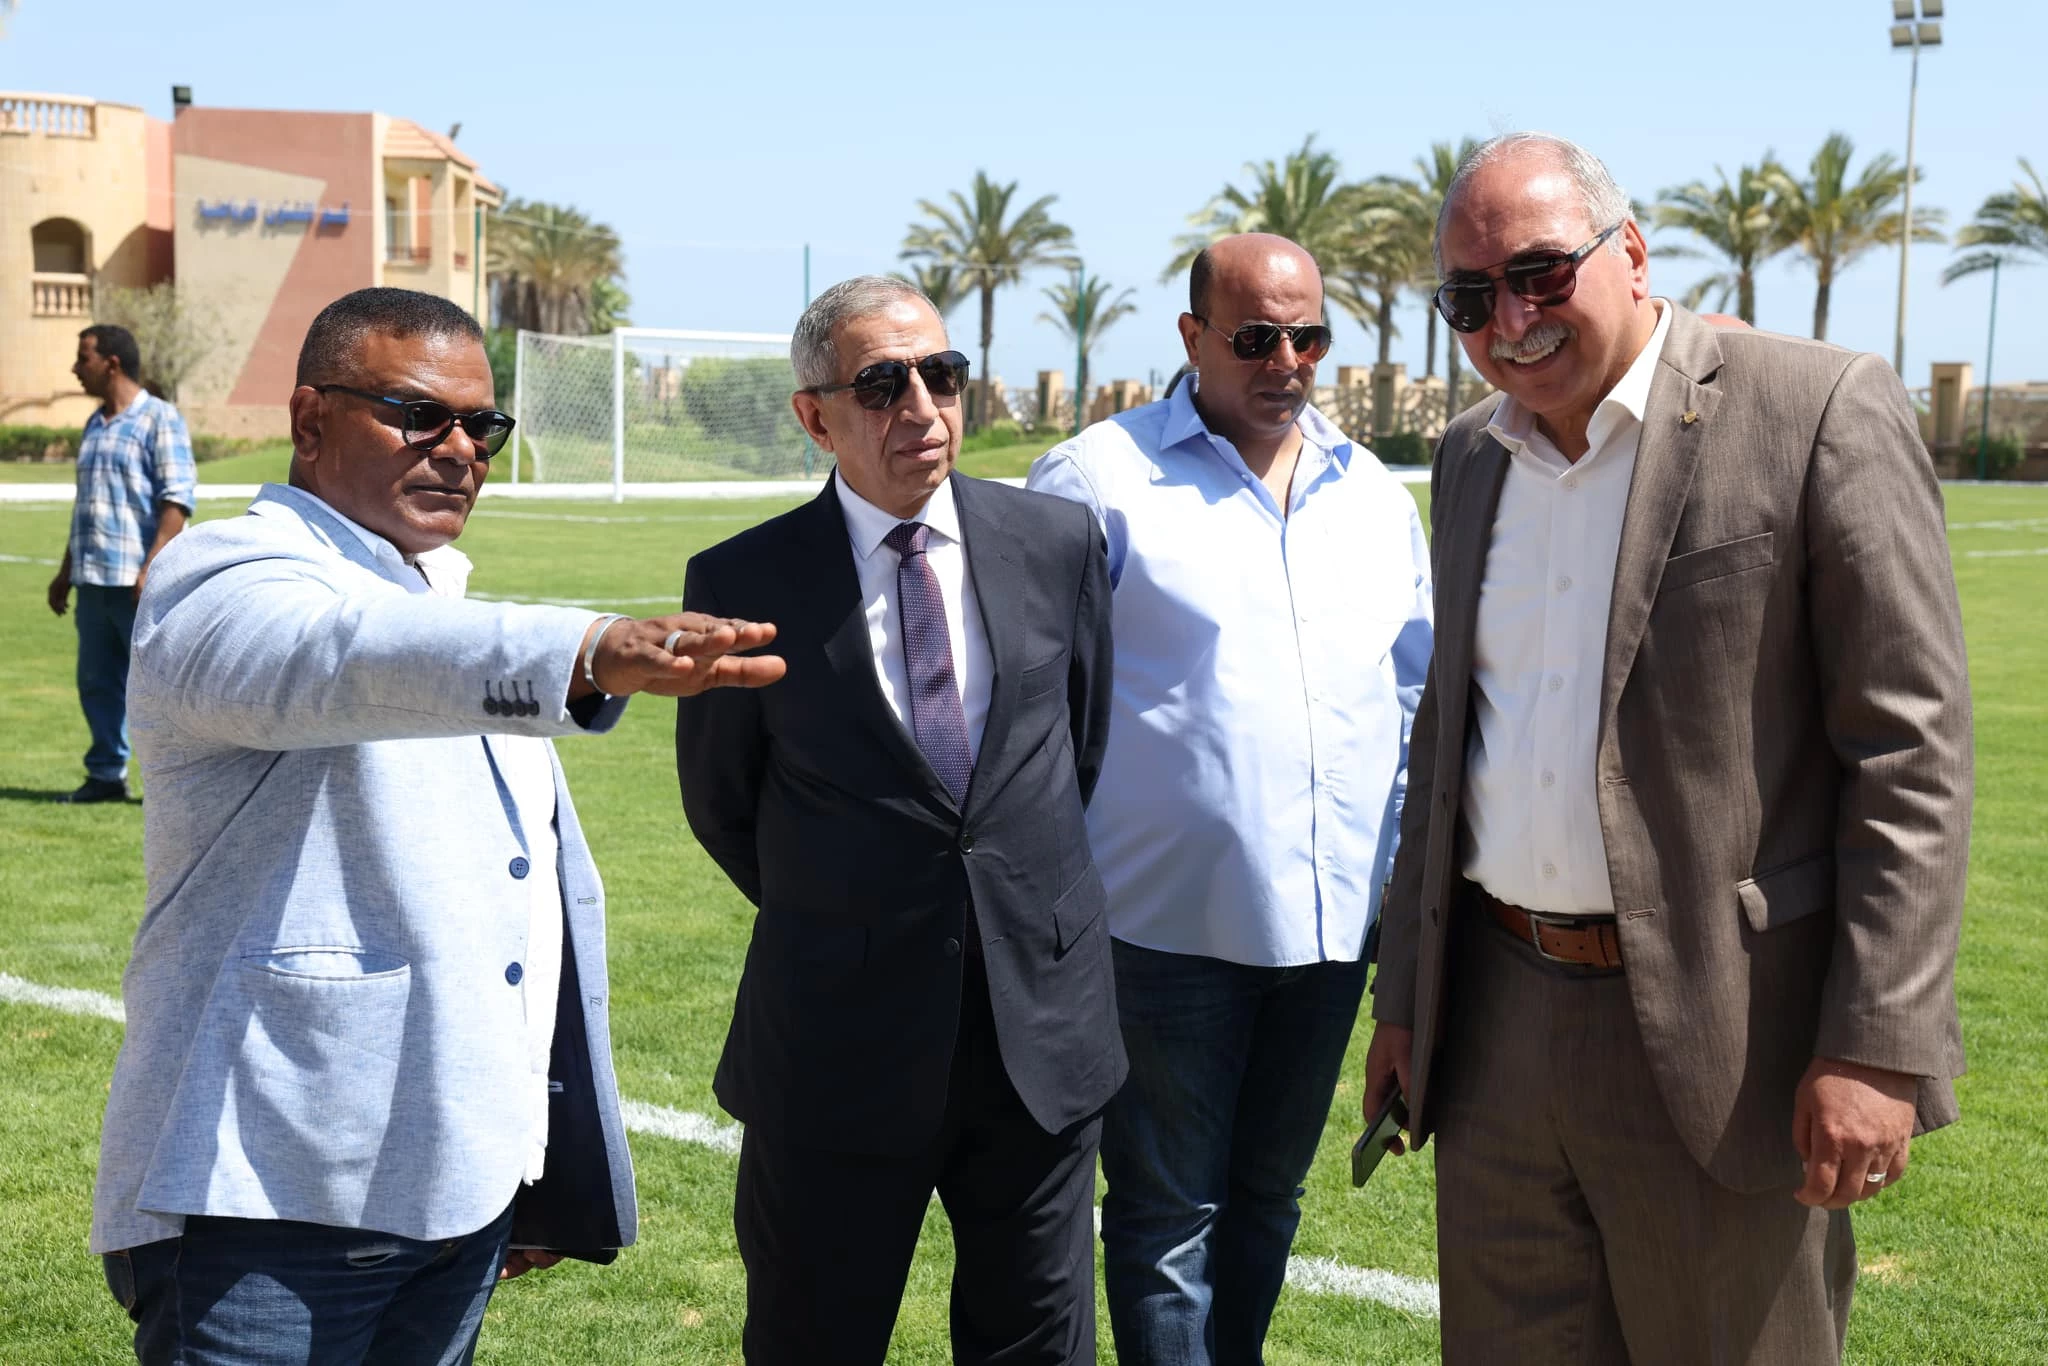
1373,305,1973,1193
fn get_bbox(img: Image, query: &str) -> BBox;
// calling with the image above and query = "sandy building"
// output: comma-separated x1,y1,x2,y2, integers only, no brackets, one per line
2,90,498,437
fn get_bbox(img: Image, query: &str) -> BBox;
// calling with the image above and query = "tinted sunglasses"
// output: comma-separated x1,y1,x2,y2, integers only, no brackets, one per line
316,385,516,458
806,350,971,411
1195,317,1333,364
1433,222,1624,334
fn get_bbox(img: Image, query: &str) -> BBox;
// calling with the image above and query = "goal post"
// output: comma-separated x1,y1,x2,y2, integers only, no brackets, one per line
511,326,804,500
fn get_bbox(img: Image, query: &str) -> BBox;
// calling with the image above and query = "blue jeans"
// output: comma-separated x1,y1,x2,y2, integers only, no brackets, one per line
1100,938,1370,1366
74,583,137,781
101,1205,514,1366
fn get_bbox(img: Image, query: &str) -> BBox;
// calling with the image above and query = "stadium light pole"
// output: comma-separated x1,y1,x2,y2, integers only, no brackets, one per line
1890,0,1942,379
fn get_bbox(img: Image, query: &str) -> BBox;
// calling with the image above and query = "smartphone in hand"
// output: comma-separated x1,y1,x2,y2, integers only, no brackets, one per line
1351,1088,1410,1187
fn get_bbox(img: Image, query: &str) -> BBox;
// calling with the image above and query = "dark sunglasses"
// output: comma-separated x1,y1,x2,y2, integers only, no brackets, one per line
315,385,516,458
1194,317,1333,364
1433,222,1624,334
805,350,971,411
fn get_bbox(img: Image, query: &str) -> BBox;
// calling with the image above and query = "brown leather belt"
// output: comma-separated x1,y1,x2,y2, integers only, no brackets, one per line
1482,892,1623,969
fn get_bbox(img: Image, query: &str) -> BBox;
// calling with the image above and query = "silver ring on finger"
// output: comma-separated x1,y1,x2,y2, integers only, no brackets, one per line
1864,1171,1887,1185
663,629,685,654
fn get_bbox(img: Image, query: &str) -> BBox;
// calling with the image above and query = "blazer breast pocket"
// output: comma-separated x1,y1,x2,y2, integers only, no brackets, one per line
1659,531,1776,594
1017,653,1066,701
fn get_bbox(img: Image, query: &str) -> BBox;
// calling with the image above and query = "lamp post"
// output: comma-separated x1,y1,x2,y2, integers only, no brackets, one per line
1977,254,2000,480
1889,0,1943,379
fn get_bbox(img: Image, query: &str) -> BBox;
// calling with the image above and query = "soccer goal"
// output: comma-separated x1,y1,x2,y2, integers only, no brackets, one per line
510,327,815,499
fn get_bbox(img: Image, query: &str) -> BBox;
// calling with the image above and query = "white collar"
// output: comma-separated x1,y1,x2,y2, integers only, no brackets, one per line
835,472,963,561
1487,298,1673,456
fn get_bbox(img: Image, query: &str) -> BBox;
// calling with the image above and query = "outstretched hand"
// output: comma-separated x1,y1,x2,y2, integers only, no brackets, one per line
571,612,786,701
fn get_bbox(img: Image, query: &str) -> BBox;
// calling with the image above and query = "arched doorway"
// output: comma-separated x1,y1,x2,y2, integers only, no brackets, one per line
31,217,93,316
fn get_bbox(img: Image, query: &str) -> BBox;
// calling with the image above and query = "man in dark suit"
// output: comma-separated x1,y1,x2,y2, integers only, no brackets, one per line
1362,133,1972,1363
675,275,1121,1365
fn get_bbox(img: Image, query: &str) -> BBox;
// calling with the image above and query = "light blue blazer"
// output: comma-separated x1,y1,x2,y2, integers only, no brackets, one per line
91,484,638,1258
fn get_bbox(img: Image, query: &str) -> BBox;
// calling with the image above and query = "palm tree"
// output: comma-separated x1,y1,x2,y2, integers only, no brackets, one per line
1163,136,1353,280
1327,180,1435,369
1943,157,2048,283
895,263,972,322
902,171,1076,431
488,198,626,336
1039,269,1139,426
1653,161,1785,325
1764,133,1945,340
1408,139,1481,384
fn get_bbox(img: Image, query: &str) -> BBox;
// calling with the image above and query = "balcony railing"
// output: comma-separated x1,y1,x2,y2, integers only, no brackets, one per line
31,272,93,317
385,244,430,265
0,93,98,139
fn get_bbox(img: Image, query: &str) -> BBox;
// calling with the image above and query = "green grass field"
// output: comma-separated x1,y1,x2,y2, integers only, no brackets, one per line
2,482,2045,1363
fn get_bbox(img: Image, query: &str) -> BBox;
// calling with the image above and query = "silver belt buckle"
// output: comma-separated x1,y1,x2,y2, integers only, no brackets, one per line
1522,909,1578,964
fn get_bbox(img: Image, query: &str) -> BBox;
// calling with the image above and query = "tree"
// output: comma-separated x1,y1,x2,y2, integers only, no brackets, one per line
93,282,222,404
1327,179,1435,369
1407,138,1481,384
1764,133,1945,340
901,171,1076,431
488,198,627,336
1943,157,2048,283
895,263,971,322
1039,269,1139,423
1653,162,1785,325
1164,135,1352,280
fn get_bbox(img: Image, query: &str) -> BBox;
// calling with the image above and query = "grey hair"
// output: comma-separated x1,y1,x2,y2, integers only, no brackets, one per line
1433,132,1633,276
790,274,939,389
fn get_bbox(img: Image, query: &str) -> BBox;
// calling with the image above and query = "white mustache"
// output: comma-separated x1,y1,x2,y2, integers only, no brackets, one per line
1490,321,1572,362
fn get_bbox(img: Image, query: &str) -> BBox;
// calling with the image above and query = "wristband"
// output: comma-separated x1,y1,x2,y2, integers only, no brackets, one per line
581,614,629,696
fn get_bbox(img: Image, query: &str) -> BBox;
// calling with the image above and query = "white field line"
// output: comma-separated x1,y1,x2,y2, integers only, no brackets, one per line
0,552,63,566
1,970,1440,1317
469,592,683,609
1961,546,2048,559
1947,517,2048,531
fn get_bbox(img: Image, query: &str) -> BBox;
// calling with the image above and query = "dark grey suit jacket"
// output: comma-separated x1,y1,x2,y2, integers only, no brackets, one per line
1374,306,1974,1192
676,472,1123,1153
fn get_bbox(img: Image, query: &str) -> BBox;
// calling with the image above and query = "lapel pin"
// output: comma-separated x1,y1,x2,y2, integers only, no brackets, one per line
1681,410,1700,425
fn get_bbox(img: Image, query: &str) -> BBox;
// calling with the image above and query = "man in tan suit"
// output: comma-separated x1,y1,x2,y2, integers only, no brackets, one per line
1361,133,1972,1364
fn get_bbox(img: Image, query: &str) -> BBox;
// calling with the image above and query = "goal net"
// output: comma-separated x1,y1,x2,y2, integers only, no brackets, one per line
510,327,817,497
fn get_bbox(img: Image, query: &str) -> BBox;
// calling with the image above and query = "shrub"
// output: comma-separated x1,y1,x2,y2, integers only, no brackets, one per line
0,425,78,462
1959,431,2025,481
1373,430,1431,466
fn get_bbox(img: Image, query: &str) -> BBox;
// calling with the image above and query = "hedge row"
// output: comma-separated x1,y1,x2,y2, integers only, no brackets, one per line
0,425,272,465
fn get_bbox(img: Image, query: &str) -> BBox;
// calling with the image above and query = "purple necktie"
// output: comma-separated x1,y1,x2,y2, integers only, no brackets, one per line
883,521,973,803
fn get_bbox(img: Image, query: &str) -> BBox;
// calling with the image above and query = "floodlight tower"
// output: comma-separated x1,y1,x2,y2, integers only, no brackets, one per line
1890,0,1942,378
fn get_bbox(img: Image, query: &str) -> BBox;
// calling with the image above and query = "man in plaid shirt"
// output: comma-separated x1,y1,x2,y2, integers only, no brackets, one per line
45,324,196,804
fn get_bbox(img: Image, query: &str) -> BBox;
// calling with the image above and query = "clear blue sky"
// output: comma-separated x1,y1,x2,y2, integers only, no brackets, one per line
8,0,2044,403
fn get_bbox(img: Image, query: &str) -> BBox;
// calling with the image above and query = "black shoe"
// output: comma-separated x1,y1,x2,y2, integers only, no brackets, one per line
63,778,131,804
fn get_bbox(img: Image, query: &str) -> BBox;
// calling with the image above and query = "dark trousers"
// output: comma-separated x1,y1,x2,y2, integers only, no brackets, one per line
74,583,137,781
733,960,1101,1366
1433,908,1856,1365
1099,938,1371,1366
103,1205,514,1366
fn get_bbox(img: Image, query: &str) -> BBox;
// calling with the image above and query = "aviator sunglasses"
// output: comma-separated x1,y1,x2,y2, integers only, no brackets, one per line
315,385,517,458
805,350,972,411
1193,317,1333,364
1432,221,1624,334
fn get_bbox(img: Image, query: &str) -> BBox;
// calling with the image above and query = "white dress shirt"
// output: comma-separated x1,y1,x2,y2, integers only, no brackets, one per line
835,474,993,763
1028,381,1434,966
1463,299,1673,915
329,508,564,1182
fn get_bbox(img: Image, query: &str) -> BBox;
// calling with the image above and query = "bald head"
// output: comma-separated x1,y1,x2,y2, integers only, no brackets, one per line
1190,233,1322,318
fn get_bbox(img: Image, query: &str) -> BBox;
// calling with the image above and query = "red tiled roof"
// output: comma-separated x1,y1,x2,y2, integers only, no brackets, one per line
382,117,500,198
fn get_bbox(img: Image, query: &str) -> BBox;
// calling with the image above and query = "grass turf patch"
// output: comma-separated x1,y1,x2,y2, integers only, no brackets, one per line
1,484,2045,1361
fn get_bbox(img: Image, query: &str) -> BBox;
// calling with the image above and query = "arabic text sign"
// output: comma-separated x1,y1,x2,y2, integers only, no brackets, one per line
196,200,351,229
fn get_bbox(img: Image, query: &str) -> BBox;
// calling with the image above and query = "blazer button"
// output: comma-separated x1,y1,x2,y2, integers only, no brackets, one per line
958,835,976,854
505,962,524,985
943,938,961,957
509,857,530,879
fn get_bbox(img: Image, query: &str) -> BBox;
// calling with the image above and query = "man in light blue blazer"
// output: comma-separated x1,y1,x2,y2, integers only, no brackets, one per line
90,288,784,1366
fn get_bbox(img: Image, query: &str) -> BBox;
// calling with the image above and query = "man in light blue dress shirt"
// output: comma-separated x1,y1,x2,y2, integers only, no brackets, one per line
1027,234,1433,1363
